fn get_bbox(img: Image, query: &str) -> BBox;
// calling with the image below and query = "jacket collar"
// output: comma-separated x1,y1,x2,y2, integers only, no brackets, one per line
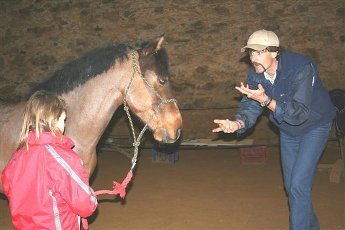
28,131,74,148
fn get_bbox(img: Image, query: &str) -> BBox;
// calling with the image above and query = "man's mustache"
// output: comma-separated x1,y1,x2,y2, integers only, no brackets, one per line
252,62,266,71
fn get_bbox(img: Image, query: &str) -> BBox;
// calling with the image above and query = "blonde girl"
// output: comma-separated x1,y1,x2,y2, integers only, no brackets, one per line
2,90,97,230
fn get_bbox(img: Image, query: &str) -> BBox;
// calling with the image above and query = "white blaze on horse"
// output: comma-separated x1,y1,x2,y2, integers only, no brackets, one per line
0,35,182,192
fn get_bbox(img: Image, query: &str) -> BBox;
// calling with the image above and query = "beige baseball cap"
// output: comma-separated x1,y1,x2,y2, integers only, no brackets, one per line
241,29,279,52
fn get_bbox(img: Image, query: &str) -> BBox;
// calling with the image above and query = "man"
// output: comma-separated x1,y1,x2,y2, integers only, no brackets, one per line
213,29,335,230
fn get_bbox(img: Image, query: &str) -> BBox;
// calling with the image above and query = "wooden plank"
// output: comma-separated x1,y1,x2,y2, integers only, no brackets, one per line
180,138,254,146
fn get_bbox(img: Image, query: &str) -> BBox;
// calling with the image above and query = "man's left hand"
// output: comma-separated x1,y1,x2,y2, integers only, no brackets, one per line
235,82,268,103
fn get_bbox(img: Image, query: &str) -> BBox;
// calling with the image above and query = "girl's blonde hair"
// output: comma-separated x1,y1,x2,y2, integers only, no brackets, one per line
18,90,67,150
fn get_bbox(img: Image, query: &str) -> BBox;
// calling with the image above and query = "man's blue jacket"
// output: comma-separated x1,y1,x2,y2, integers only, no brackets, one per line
235,51,335,136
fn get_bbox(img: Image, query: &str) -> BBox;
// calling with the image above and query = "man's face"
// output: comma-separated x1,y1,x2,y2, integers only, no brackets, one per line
249,49,278,74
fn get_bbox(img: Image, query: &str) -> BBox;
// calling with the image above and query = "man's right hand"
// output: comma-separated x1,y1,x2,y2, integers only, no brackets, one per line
212,119,241,133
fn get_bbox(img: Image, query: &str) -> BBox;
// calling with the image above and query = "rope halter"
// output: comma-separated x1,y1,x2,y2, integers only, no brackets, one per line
123,50,177,171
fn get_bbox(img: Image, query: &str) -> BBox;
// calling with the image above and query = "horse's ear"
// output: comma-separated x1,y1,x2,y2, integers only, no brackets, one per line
141,34,164,56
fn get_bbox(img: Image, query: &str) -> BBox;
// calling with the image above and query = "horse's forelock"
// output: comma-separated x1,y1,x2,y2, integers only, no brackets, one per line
155,48,170,79
139,48,170,80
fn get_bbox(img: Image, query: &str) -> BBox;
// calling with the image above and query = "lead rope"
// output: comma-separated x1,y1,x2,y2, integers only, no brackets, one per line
82,50,176,229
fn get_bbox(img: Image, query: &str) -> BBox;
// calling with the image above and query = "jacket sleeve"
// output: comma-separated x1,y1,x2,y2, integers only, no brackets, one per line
1,160,13,197
45,145,97,218
235,96,263,134
1,151,20,198
234,72,264,134
273,63,314,125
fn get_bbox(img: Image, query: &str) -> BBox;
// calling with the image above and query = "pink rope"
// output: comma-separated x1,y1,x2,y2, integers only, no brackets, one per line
95,171,133,197
82,171,133,229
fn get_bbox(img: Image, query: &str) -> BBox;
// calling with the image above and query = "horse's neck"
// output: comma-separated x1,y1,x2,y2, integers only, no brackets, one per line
63,65,130,158
0,103,25,172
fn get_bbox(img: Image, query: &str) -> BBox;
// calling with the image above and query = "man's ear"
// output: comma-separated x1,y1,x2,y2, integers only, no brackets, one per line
271,51,278,59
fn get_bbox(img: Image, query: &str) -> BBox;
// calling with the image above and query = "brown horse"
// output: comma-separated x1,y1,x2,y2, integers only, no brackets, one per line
0,35,182,192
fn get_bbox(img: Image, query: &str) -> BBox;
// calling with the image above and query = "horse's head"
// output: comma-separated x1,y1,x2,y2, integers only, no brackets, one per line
124,35,182,143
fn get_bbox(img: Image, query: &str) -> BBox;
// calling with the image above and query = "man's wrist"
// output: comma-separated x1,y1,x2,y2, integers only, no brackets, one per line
235,120,244,129
260,97,272,107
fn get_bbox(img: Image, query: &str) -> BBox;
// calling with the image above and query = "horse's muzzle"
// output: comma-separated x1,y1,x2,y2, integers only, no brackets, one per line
155,127,181,144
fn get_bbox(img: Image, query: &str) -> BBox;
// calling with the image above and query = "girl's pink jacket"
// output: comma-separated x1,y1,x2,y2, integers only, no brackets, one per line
1,131,97,230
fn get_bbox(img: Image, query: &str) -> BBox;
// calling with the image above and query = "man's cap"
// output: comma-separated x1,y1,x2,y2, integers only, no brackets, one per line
241,29,279,52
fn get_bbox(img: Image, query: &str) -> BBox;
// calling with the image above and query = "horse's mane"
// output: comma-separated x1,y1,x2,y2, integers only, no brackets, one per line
28,43,132,97
27,40,170,98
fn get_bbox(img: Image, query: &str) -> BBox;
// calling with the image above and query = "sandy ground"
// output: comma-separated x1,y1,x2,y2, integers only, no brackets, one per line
0,142,344,230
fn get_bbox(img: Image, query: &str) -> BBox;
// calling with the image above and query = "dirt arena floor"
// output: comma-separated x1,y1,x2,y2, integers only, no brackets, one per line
0,142,344,230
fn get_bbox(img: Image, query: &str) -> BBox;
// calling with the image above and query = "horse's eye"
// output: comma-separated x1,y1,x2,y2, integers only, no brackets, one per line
158,78,167,85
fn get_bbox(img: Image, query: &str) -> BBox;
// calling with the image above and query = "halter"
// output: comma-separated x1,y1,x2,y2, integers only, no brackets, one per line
123,50,177,171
